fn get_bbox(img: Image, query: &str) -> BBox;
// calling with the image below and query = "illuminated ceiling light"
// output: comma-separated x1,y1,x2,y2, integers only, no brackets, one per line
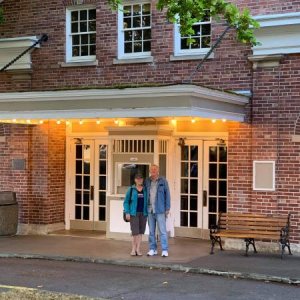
39,120,44,124
191,118,196,124
114,119,119,125
222,119,227,123
12,119,17,123
79,119,84,125
66,120,70,125
171,118,177,125
26,119,31,124
56,120,61,125
96,119,101,125
211,119,217,123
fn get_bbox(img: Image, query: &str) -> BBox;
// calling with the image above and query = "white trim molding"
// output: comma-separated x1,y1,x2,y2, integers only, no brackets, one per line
252,12,300,56
0,36,39,71
0,84,249,122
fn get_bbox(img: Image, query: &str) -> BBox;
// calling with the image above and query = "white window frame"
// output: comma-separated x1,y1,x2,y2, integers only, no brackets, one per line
66,5,96,63
253,160,276,191
174,16,212,57
117,1,152,60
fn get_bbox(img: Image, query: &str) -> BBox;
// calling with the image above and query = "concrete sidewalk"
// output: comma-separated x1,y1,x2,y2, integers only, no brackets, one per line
0,232,299,285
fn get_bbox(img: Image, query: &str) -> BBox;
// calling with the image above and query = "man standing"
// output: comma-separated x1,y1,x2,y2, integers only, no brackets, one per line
145,164,171,257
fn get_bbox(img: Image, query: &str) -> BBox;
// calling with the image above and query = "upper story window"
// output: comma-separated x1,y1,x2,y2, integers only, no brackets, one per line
118,2,151,59
66,7,96,62
174,11,211,57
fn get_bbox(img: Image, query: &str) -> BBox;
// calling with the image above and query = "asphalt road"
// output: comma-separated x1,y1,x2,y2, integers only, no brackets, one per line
0,258,299,300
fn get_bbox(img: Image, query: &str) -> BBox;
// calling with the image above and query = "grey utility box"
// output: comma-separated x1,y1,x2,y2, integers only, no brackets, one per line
0,191,18,236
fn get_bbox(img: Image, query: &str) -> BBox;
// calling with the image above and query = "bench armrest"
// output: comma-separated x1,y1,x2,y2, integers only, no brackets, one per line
210,224,219,234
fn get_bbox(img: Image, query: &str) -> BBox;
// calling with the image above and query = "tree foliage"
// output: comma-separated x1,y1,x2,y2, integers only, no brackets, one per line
109,0,259,45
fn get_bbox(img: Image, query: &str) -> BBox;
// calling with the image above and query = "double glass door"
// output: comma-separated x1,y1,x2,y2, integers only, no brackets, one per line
178,140,227,235
69,139,108,231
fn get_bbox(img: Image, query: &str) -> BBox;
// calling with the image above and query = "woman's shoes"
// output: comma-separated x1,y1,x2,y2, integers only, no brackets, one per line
130,251,143,256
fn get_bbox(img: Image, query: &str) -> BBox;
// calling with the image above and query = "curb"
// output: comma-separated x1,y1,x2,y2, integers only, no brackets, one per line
0,253,299,286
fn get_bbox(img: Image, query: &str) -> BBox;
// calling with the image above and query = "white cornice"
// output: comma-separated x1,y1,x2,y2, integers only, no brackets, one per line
0,85,248,106
254,12,300,27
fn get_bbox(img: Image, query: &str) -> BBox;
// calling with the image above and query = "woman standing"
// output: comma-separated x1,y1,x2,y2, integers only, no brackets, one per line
123,173,148,256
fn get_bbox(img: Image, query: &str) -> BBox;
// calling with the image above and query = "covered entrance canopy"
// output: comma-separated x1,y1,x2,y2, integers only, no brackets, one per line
0,84,248,122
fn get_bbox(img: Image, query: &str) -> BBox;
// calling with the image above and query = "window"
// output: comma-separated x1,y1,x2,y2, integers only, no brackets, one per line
118,2,151,59
174,11,211,56
66,7,96,62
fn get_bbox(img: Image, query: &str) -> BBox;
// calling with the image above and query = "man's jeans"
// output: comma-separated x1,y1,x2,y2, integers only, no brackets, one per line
148,213,168,251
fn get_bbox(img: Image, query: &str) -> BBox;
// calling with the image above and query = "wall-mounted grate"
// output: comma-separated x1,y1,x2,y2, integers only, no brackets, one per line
113,139,155,153
159,140,168,154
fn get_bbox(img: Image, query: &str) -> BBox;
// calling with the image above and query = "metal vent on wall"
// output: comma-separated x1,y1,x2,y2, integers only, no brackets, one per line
113,139,155,153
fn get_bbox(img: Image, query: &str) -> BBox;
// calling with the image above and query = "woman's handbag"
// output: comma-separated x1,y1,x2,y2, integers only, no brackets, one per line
123,187,133,222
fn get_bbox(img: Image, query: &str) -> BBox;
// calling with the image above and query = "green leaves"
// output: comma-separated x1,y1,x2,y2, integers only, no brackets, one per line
109,0,259,45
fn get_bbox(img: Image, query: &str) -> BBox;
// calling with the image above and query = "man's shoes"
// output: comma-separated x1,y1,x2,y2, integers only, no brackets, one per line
161,251,168,257
147,249,158,256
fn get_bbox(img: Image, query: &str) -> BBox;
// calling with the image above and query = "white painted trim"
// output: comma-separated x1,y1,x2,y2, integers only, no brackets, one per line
253,160,276,191
253,12,300,28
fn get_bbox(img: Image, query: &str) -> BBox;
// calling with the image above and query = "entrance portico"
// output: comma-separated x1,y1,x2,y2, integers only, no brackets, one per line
0,84,249,238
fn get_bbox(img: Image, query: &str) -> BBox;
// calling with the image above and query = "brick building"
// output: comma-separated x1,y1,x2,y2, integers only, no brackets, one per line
0,1,299,252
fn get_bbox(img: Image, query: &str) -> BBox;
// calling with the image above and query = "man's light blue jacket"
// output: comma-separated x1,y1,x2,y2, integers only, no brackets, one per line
144,177,171,214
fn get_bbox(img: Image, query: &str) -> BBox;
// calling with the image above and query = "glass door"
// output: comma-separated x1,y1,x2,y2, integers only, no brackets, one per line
203,141,228,229
69,139,108,231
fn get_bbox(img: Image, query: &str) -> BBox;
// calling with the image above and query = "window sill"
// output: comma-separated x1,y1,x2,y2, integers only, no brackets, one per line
113,56,154,65
170,53,214,61
59,60,99,68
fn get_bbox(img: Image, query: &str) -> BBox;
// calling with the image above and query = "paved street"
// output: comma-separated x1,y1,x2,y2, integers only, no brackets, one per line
0,258,298,300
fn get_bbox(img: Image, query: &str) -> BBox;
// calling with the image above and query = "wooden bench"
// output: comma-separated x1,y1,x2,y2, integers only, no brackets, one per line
210,212,292,258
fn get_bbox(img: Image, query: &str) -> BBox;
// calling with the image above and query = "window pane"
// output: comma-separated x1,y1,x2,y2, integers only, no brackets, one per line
83,176,90,190
143,41,151,51
190,196,198,211
125,31,132,41
190,179,198,194
99,207,106,221
123,17,132,29
80,21,87,32
219,199,227,213
202,24,211,35
181,179,188,194
133,30,142,40
124,42,132,53
76,176,82,189
181,38,189,50
143,29,151,40
190,212,197,227
90,45,96,55
76,160,82,174
142,3,150,14
209,147,217,162
72,46,80,57
83,191,90,205
83,161,90,174
181,162,188,177
219,147,227,162
99,192,106,206
71,11,78,22
75,206,81,219
71,22,78,33
192,25,200,35
209,180,217,196
99,161,106,175
159,155,167,177
88,20,96,31
90,34,96,44
191,38,200,49
89,9,96,20
181,146,189,160
75,191,81,204
133,5,141,16
209,214,217,228
180,212,188,227
123,6,131,17
81,45,88,56
219,181,227,196
209,164,217,179
72,35,80,45
143,15,151,26
134,42,142,52
180,195,188,210
80,10,87,20
99,176,106,190
83,206,89,220
219,164,227,179
202,36,211,48
190,146,198,161
190,162,198,178
99,145,107,159
76,145,82,159
133,16,141,27
209,197,217,213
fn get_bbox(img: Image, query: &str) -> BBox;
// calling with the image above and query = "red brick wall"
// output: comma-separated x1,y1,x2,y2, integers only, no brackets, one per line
0,1,299,242
0,122,66,226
